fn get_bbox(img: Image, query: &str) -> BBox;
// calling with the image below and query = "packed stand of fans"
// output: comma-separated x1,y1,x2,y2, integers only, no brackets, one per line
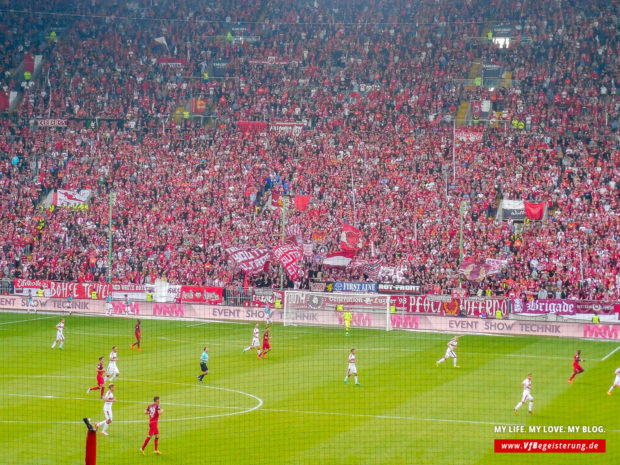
0,0,618,301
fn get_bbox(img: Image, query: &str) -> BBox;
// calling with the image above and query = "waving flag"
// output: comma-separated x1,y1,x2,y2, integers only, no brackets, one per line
323,250,355,268
225,247,271,275
285,223,303,246
340,224,363,251
524,201,546,220
273,244,304,281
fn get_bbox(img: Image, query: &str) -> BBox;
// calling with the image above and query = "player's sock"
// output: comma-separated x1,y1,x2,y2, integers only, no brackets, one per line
257,349,261,355
100,386,105,397
102,422,109,433
354,376,358,383
142,436,151,449
453,358,457,367
244,346,250,352
437,358,444,364
344,376,349,382
52,341,56,348
569,372,575,381
59,342,64,348
528,402,533,412
514,402,522,411
154,437,158,450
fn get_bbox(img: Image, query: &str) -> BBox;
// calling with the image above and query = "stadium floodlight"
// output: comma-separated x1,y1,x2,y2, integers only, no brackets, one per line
107,192,117,283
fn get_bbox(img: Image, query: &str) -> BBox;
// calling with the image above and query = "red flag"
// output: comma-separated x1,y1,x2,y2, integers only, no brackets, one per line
225,247,271,275
273,244,304,281
524,201,545,220
340,224,363,251
294,195,311,211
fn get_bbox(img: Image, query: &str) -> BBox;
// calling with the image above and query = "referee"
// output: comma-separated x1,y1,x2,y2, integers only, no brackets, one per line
197,347,209,383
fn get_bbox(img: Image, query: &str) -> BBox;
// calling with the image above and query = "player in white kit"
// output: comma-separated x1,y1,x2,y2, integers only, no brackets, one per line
436,336,459,367
514,373,534,414
104,346,119,383
105,296,113,316
344,348,360,386
51,319,65,349
607,367,620,395
243,323,262,356
96,384,115,435
27,292,36,313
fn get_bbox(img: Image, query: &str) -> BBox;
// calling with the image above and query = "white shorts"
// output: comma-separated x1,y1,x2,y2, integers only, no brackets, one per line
107,363,119,377
56,331,65,341
105,303,113,313
521,391,533,403
104,407,113,421
347,363,357,374
444,349,456,359
614,375,620,387
251,337,260,347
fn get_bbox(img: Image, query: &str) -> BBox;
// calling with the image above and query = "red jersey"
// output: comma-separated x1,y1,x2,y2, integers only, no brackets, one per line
96,362,104,383
146,403,161,425
262,331,270,349
135,322,141,335
573,353,582,368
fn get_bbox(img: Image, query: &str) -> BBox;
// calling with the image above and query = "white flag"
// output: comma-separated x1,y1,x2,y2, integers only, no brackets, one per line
154,37,168,49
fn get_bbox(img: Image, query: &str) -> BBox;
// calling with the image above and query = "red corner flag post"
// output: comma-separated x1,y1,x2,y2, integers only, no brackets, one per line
83,418,97,465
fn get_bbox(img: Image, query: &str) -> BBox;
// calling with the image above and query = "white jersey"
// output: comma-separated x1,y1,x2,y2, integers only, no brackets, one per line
55,322,65,339
520,377,533,402
107,351,119,376
348,353,357,372
103,390,114,420
444,339,457,358
251,327,260,346
614,367,620,386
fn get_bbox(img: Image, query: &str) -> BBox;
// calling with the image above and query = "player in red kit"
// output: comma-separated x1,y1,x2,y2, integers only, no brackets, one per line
87,356,106,398
141,396,162,455
568,349,585,384
130,320,141,351
259,327,271,359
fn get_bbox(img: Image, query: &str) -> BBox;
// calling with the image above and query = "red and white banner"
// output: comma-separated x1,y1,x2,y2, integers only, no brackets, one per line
37,118,68,127
340,224,363,251
249,57,292,65
251,289,285,307
13,279,111,299
269,122,304,137
323,250,354,268
180,285,223,304
458,259,500,282
273,244,303,281
285,223,303,245
111,283,148,301
225,247,271,275
53,189,92,207
388,295,509,317
351,259,383,280
524,200,546,220
471,100,482,118
237,121,268,133
455,129,483,142
156,57,187,68
512,299,619,316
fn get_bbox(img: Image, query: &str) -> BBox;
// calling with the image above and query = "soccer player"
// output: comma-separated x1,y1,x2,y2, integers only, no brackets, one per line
124,294,131,317
344,348,360,385
265,305,273,326
104,346,119,383
436,336,459,368
105,295,113,316
141,396,163,455
27,291,36,313
96,384,115,435
197,347,209,383
607,367,620,395
87,356,106,398
51,318,65,349
65,295,73,315
514,373,534,415
568,349,584,384
243,323,262,357
259,327,271,359
130,319,142,351
343,309,352,337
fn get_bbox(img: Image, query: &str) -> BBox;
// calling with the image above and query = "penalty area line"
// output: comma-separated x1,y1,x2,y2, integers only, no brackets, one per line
602,345,620,361
0,314,57,326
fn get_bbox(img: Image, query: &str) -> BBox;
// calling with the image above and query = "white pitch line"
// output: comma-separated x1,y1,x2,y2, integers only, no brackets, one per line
0,315,57,326
602,345,620,361
1,392,247,410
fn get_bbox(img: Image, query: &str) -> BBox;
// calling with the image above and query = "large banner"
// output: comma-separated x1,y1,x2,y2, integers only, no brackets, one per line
251,289,285,307
333,282,378,293
512,298,619,316
237,121,268,133
53,189,92,207
37,118,68,127
273,244,303,281
110,283,148,301
156,57,187,68
226,247,271,275
388,295,509,317
524,201,546,220
1,298,618,340
500,199,525,221
378,283,422,294
13,279,111,299
180,285,223,304
269,122,304,137
458,259,500,282
455,129,483,142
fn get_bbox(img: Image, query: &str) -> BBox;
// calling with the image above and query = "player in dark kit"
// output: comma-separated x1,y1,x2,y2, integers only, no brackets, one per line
141,396,162,455
130,320,141,351
259,327,271,359
568,349,584,384
87,356,106,398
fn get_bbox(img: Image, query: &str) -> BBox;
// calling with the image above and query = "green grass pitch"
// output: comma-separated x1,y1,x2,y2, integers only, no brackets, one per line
0,311,618,465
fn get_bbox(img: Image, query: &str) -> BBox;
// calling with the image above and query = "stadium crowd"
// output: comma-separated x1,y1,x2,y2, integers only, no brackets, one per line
0,0,618,300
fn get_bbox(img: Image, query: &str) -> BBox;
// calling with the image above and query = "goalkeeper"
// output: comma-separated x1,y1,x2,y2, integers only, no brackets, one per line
343,308,352,337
